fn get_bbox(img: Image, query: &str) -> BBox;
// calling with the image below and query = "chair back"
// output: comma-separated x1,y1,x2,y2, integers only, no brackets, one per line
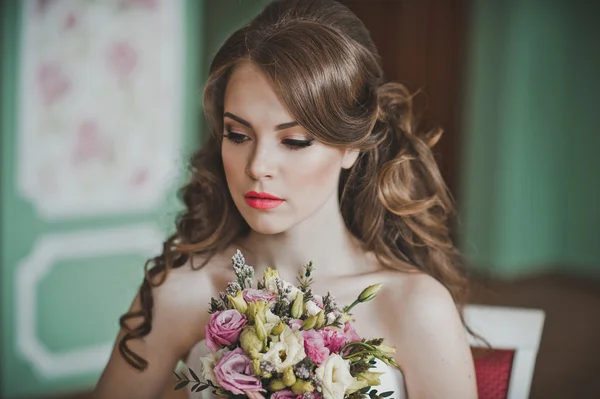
464,305,546,399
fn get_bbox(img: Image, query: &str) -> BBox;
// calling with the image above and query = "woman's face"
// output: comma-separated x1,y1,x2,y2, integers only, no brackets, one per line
221,62,358,235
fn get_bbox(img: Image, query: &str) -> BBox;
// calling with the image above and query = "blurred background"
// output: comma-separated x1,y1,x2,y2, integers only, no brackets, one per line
1,0,598,398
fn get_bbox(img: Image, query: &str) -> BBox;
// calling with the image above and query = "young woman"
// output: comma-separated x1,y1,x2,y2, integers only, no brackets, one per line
94,1,478,398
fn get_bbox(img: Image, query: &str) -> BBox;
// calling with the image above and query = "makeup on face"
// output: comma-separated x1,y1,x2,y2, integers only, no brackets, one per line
244,191,285,210
221,63,347,235
222,112,314,151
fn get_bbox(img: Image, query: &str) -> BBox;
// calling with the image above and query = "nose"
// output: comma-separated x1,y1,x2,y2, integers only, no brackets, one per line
245,143,275,180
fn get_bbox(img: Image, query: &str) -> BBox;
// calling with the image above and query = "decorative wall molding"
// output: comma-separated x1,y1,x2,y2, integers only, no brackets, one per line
15,224,163,379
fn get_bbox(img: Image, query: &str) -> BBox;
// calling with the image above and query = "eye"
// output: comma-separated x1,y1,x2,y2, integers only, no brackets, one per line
223,126,315,150
223,128,248,145
282,138,314,151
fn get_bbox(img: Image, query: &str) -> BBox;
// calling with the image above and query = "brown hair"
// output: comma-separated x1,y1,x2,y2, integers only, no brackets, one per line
118,0,473,370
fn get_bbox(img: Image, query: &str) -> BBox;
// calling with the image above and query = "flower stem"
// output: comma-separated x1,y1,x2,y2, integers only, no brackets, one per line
343,299,361,314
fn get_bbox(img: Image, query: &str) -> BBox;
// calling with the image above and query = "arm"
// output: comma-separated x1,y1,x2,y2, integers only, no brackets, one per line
387,274,478,399
92,270,208,399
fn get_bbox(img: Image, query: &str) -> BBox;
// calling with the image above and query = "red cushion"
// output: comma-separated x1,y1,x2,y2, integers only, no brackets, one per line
472,348,515,399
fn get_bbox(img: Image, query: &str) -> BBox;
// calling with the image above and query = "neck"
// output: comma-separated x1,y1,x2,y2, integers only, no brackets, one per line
233,193,375,282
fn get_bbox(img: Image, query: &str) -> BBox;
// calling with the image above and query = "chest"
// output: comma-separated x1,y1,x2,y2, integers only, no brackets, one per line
309,275,400,344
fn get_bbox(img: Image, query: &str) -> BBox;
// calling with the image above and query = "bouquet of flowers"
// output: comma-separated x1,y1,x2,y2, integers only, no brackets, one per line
173,250,400,399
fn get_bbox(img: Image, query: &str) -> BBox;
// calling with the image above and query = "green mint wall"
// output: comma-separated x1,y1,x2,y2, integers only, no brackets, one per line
459,0,600,278
1,0,202,397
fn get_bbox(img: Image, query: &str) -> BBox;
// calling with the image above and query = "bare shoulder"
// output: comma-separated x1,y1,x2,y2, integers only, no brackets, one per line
379,271,477,398
384,271,457,319
145,247,241,347
378,271,464,347
93,248,236,399
154,250,235,312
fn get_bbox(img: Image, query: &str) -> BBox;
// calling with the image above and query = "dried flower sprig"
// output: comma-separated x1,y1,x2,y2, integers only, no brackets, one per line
231,249,254,289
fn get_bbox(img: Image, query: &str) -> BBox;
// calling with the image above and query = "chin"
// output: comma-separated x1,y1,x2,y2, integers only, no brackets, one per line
244,218,289,235
237,208,293,235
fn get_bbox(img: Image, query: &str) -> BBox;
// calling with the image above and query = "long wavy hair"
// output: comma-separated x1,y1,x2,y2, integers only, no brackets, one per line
118,0,474,370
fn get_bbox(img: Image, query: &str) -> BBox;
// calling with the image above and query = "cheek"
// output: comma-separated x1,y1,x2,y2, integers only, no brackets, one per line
222,146,244,182
291,150,342,190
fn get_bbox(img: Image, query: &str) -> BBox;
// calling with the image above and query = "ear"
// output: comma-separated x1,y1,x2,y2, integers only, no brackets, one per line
341,148,360,170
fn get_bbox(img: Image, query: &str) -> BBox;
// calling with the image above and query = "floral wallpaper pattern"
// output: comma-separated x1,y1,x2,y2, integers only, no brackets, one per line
17,0,184,219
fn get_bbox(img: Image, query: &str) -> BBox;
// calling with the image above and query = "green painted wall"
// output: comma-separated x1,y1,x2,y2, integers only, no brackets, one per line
203,0,272,76
0,1,203,397
459,0,600,277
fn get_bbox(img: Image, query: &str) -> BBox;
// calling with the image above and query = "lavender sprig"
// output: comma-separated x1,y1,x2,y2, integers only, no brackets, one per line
231,249,254,289
225,282,241,296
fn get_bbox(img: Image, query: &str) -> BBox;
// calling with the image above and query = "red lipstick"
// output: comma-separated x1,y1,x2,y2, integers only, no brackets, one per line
244,191,284,210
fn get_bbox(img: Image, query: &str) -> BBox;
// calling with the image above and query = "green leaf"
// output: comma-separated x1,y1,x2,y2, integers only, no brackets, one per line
174,380,190,390
380,391,394,398
196,384,210,392
172,371,181,381
189,367,200,382
192,383,200,391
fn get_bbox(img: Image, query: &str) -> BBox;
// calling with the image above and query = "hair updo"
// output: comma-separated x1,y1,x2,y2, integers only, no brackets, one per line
118,0,471,371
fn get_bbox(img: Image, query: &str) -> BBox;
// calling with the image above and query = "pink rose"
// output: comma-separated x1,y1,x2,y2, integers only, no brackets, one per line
243,288,277,303
302,329,330,366
288,319,303,330
205,310,247,351
271,390,302,399
344,322,362,343
214,348,264,395
319,328,348,353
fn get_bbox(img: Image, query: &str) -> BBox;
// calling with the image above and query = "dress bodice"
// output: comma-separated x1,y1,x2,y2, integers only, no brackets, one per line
183,340,407,399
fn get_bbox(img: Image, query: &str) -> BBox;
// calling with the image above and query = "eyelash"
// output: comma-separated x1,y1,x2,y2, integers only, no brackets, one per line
223,128,314,150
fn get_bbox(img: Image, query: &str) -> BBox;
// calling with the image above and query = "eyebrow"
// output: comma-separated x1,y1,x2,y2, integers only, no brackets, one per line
223,112,299,131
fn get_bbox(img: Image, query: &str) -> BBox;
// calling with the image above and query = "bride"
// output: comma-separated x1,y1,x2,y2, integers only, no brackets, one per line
93,0,477,398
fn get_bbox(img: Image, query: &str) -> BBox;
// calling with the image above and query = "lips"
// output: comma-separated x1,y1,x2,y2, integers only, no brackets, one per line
244,191,284,210
244,191,283,200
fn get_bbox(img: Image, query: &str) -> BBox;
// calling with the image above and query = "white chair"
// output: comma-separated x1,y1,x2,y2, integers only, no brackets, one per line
464,304,546,399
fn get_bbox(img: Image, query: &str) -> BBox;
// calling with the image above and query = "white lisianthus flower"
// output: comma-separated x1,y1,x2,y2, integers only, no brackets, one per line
199,348,228,385
262,325,306,372
315,354,355,399
305,300,322,316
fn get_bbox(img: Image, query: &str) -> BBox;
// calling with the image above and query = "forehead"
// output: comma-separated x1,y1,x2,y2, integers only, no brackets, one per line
224,62,293,123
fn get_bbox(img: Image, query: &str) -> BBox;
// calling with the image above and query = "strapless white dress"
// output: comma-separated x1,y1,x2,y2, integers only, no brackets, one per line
183,340,407,399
